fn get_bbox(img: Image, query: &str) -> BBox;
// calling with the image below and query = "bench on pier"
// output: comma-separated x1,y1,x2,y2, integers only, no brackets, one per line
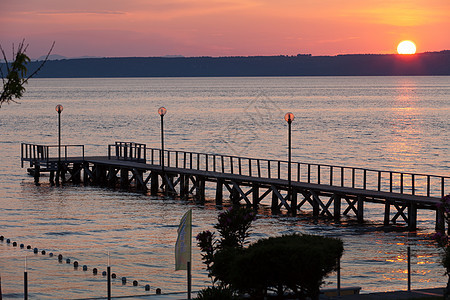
109,142,146,163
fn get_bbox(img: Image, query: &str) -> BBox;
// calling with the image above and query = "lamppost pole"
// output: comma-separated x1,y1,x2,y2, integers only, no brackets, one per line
158,107,167,172
284,112,295,215
55,104,63,186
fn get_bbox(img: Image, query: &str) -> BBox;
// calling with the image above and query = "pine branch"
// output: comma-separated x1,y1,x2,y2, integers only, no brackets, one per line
24,41,55,83
0,40,54,107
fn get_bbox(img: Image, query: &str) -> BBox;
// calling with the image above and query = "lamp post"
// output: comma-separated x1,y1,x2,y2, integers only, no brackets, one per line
158,107,167,172
55,104,63,186
284,112,294,215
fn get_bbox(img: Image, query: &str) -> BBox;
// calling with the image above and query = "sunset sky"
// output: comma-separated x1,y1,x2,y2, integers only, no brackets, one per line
1,0,449,59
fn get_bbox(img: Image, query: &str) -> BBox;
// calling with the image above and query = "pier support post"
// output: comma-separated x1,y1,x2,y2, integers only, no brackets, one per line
49,170,55,186
271,189,279,214
34,164,40,186
180,174,186,198
150,172,159,195
61,163,67,184
72,163,81,184
182,175,190,199
56,163,60,186
334,195,341,222
291,189,297,216
436,206,445,232
135,170,146,192
100,165,107,186
357,196,364,223
83,162,90,186
408,203,417,231
94,165,100,185
312,194,320,218
120,169,129,189
196,176,205,203
252,183,259,209
232,186,240,205
166,175,175,195
107,167,117,187
215,179,223,206
384,200,391,226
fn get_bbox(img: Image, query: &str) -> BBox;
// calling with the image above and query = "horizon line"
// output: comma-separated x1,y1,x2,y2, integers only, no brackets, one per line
32,50,450,61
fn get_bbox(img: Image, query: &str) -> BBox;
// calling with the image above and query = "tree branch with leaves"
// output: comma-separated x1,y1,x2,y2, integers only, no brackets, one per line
0,40,54,108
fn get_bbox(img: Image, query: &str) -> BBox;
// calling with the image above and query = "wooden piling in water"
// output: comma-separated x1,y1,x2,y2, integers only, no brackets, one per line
196,176,205,203
252,183,259,209
384,201,391,226
83,162,90,186
436,206,445,232
120,169,129,189
334,195,341,222
150,172,159,195
408,203,417,231
271,188,279,213
215,179,223,205
34,164,40,185
72,163,82,184
291,189,297,216
357,196,364,223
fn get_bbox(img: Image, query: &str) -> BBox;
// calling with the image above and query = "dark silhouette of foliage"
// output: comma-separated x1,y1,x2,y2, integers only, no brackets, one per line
214,205,255,249
197,207,344,299
196,206,256,286
0,40,54,108
220,234,343,299
195,286,238,300
433,194,450,299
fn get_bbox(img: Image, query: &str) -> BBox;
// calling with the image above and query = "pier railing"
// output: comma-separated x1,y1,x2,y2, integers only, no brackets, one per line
21,143,85,168
147,148,449,199
108,142,146,162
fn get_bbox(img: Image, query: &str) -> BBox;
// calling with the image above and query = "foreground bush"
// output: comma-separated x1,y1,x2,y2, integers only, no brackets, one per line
219,234,344,299
195,286,238,300
196,206,256,285
433,194,450,299
196,206,344,300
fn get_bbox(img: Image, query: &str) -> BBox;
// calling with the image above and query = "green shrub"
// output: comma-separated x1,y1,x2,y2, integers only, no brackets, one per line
222,234,344,299
196,206,256,285
195,286,238,300
196,207,344,300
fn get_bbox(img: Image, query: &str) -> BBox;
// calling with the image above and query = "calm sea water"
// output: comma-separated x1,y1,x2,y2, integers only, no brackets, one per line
0,76,449,299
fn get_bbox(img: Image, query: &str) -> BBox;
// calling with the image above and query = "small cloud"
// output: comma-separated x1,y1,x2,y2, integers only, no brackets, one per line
35,10,126,16
317,36,360,44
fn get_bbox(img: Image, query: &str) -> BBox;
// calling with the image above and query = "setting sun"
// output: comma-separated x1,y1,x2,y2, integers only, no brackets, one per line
397,41,416,55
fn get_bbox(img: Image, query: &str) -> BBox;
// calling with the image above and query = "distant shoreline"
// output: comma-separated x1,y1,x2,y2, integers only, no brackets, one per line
21,51,450,78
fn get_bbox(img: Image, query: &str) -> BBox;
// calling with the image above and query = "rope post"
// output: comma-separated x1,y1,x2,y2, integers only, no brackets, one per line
24,272,28,300
106,251,111,300
337,256,341,297
407,245,411,292
187,261,192,300
24,256,28,300
107,265,111,300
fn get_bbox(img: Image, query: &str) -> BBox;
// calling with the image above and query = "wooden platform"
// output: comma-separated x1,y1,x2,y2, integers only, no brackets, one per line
21,142,449,232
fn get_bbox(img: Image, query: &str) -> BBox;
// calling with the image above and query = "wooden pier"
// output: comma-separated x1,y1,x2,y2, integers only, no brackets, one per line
21,142,449,231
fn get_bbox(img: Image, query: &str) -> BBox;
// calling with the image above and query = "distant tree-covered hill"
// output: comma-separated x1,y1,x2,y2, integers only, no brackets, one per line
22,51,450,77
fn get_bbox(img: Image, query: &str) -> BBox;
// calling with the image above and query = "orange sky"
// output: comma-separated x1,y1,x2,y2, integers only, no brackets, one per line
1,0,449,59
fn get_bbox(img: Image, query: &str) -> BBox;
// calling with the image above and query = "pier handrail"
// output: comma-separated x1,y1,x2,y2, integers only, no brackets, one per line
147,147,449,199
21,143,85,168
108,142,146,162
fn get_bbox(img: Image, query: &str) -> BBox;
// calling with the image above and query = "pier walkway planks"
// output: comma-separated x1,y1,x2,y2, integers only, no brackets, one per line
21,142,449,232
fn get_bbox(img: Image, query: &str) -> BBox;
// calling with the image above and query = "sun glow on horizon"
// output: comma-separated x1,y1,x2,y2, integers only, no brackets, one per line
397,40,416,54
